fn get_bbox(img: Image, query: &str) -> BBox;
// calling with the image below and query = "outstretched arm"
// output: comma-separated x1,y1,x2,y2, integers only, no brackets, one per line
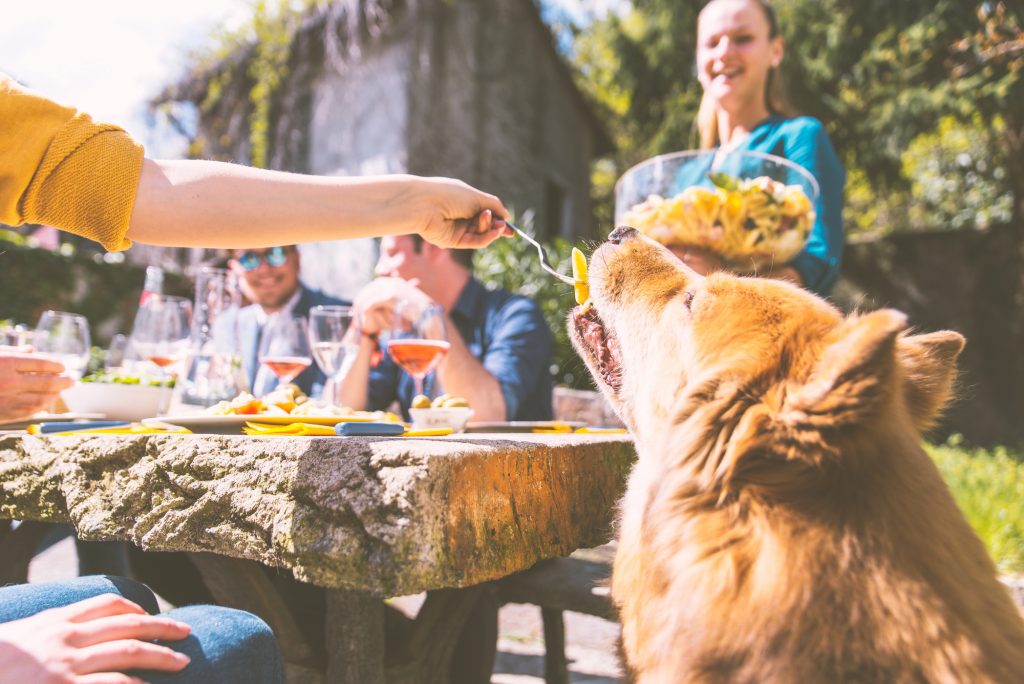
129,161,510,250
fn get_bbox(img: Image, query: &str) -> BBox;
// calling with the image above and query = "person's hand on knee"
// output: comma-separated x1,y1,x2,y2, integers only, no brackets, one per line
0,593,192,682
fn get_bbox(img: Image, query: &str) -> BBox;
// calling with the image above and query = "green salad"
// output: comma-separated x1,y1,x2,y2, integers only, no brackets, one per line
80,371,175,388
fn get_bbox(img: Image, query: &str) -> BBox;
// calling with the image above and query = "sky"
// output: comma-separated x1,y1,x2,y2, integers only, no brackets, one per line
2,0,626,157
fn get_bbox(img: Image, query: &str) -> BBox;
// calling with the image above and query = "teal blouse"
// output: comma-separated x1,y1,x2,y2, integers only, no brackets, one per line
671,116,845,295
742,116,844,295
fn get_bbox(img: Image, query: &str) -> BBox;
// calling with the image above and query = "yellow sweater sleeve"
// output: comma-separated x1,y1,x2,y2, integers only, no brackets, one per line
0,74,144,252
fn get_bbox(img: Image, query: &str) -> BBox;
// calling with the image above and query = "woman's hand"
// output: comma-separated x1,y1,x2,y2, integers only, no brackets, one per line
411,177,512,249
0,352,74,422
0,593,191,683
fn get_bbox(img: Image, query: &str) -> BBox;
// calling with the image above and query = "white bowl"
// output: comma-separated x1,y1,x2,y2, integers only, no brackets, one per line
61,382,173,422
409,407,475,433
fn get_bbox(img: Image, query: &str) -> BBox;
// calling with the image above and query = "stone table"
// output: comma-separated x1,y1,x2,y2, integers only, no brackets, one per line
0,432,635,683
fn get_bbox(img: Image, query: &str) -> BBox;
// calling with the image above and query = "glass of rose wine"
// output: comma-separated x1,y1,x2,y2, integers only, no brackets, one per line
130,295,193,378
257,314,312,394
385,301,450,401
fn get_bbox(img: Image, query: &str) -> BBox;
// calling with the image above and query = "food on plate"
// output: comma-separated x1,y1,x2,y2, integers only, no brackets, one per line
206,386,399,422
621,172,814,268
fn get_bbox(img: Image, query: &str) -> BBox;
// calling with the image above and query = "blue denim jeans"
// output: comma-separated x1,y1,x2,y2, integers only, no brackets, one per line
0,575,285,683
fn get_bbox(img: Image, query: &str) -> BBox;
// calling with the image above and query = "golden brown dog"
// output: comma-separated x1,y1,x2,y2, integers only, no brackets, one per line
569,226,1024,683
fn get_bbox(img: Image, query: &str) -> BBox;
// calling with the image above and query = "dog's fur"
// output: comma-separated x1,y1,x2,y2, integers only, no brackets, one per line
569,228,1024,683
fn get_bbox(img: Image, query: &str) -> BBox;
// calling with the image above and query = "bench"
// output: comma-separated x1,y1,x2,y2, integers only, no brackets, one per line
497,543,617,684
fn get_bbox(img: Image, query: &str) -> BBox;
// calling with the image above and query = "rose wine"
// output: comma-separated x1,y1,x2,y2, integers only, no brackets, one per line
149,355,179,368
386,339,450,377
260,355,312,383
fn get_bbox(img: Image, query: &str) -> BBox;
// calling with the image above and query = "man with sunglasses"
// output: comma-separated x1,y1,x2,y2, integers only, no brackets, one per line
226,244,349,397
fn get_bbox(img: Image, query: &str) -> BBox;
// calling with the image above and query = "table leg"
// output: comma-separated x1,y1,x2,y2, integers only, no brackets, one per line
325,588,386,684
384,584,493,684
450,585,499,684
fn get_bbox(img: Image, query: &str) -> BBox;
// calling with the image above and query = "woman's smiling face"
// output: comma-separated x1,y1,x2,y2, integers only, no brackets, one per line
696,0,782,113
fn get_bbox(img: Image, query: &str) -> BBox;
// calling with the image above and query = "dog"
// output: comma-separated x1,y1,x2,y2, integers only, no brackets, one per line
569,226,1024,683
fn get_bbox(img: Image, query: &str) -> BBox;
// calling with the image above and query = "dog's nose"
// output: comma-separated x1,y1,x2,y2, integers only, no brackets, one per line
608,226,639,244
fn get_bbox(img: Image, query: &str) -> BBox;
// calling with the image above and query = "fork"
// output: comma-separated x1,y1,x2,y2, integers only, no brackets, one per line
504,221,578,285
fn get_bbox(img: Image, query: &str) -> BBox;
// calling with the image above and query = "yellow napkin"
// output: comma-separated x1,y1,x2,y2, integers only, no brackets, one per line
243,422,338,436
402,428,454,437
531,421,575,434
574,426,628,434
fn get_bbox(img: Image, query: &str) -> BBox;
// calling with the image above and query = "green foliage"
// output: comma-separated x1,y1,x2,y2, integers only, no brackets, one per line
0,246,187,347
0,228,28,248
184,0,328,167
246,1,305,168
929,437,1024,574
901,115,1014,231
472,227,593,390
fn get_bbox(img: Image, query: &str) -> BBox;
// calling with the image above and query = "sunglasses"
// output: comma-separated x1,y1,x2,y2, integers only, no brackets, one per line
236,246,293,272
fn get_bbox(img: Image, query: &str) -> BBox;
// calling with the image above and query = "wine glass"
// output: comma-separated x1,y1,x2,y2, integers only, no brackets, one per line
34,311,90,380
307,306,357,406
257,314,312,395
385,301,450,401
130,295,193,377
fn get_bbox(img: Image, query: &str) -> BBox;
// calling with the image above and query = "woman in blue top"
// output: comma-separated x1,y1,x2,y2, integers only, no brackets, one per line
675,0,845,295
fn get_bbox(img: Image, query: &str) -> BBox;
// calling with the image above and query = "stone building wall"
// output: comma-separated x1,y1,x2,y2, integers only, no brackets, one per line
405,0,602,240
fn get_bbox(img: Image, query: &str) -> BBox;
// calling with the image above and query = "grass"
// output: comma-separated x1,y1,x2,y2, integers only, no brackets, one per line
927,437,1024,575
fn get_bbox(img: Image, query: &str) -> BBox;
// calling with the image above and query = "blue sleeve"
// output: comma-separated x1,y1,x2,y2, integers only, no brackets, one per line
783,119,846,295
482,298,553,421
367,349,401,412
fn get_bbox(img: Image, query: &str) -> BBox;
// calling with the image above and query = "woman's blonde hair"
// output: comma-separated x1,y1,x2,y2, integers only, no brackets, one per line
695,0,794,149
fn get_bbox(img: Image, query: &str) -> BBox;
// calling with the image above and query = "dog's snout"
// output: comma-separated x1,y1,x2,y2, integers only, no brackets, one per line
608,226,640,245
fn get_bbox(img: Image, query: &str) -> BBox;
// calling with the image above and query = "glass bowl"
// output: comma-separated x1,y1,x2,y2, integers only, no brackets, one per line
615,150,819,269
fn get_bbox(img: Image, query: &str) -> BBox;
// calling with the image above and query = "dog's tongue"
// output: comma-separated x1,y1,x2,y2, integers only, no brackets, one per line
581,314,606,350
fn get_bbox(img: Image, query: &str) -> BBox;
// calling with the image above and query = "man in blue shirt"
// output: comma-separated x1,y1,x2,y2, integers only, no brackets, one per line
337,236,553,421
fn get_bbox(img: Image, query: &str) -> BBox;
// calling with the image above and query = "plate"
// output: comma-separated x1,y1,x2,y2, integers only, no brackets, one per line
143,413,395,435
0,412,106,431
463,420,587,434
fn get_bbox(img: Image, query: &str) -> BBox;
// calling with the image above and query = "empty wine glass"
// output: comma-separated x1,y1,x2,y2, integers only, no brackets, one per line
257,314,312,395
386,301,449,401
34,311,90,380
130,295,193,377
307,306,357,406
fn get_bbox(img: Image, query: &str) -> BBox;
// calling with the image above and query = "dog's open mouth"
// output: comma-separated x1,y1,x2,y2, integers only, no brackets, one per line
571,304,623,392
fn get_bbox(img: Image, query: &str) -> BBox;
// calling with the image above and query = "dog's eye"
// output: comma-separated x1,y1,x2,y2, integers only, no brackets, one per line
682,289,696,311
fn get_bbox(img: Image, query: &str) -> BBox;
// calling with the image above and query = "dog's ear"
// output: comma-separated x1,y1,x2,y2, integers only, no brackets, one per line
896,330,965,431
784,309,907,426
